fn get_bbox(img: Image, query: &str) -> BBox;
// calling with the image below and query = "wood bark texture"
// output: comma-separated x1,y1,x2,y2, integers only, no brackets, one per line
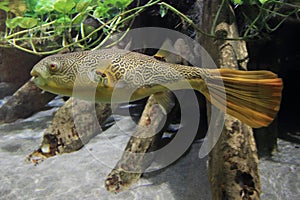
195,1,261,199
0,81,56,124
105,92,175,193
27,97,111,164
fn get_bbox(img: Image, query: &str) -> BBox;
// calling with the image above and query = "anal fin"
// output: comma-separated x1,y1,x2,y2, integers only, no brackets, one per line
153,92,175,115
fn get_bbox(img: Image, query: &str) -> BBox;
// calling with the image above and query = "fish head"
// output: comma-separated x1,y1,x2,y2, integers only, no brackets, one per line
30,52,93,96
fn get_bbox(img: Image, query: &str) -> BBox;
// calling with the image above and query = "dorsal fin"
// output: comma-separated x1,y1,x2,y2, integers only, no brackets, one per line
154,38,174,61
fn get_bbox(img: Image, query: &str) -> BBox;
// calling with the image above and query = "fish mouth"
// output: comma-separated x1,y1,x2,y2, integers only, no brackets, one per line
30,69,46,87
30,69,72,96
30,69,39,78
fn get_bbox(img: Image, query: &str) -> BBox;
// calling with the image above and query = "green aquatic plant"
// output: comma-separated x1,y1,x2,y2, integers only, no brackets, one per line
4,0,133,28
0,0,298,55
230,0,300,38
0,0,146,55
231,0,271,4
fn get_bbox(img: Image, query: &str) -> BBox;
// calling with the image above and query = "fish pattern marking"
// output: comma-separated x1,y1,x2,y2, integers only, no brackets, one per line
31,48,283,128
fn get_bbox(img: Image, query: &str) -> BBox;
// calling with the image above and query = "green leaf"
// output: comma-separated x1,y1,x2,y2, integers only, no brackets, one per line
0,1,9,12
114,0,133,8
54,16,72,35
232,0,243,4
6,17,22,29
7,17,38,29
72,13,87,25
93,0,132,19
259,0,270,4
54,0,76,13
26,0,38,12
93,5,110,18
76,0,92,12
18,17,38,28
34,0,55,14
160,5,167,17
56,16,72,24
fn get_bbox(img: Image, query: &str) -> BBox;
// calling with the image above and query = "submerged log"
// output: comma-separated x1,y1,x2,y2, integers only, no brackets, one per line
195,1,261,199
0,81,56,124
105,92,175,193
27,97,111,164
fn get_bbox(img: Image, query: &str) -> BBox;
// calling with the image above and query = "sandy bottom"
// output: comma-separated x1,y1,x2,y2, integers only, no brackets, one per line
0,105,299,200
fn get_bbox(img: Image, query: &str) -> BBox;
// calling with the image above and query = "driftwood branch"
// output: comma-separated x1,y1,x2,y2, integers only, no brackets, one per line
195,1,261,199
0,81,56,124
105,92,175,193
27,97,111,164
212,11,261,200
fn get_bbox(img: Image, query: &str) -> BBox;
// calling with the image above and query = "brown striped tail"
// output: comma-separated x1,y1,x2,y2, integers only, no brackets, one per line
202,68,283,128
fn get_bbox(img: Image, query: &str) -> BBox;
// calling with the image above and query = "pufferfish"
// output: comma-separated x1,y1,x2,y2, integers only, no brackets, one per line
30,48,283,128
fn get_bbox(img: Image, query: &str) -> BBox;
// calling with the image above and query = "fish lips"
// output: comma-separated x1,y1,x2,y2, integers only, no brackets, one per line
30,69,46,87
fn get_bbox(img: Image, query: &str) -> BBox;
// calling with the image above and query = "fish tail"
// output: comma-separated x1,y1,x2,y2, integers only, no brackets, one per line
200,68,283,128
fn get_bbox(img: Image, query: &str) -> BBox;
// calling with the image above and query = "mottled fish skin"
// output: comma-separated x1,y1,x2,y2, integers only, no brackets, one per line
30,49,209,102
31,48,282,128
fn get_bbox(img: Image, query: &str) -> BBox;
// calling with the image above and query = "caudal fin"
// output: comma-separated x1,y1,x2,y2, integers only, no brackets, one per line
202,68,283,128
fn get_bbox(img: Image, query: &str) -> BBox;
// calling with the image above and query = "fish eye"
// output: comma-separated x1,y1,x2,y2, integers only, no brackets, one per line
48,62,59,72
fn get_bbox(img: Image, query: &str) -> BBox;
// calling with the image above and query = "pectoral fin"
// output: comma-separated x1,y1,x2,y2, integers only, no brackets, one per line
153,92,175,115
95,59,111,77
93,60,116,88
